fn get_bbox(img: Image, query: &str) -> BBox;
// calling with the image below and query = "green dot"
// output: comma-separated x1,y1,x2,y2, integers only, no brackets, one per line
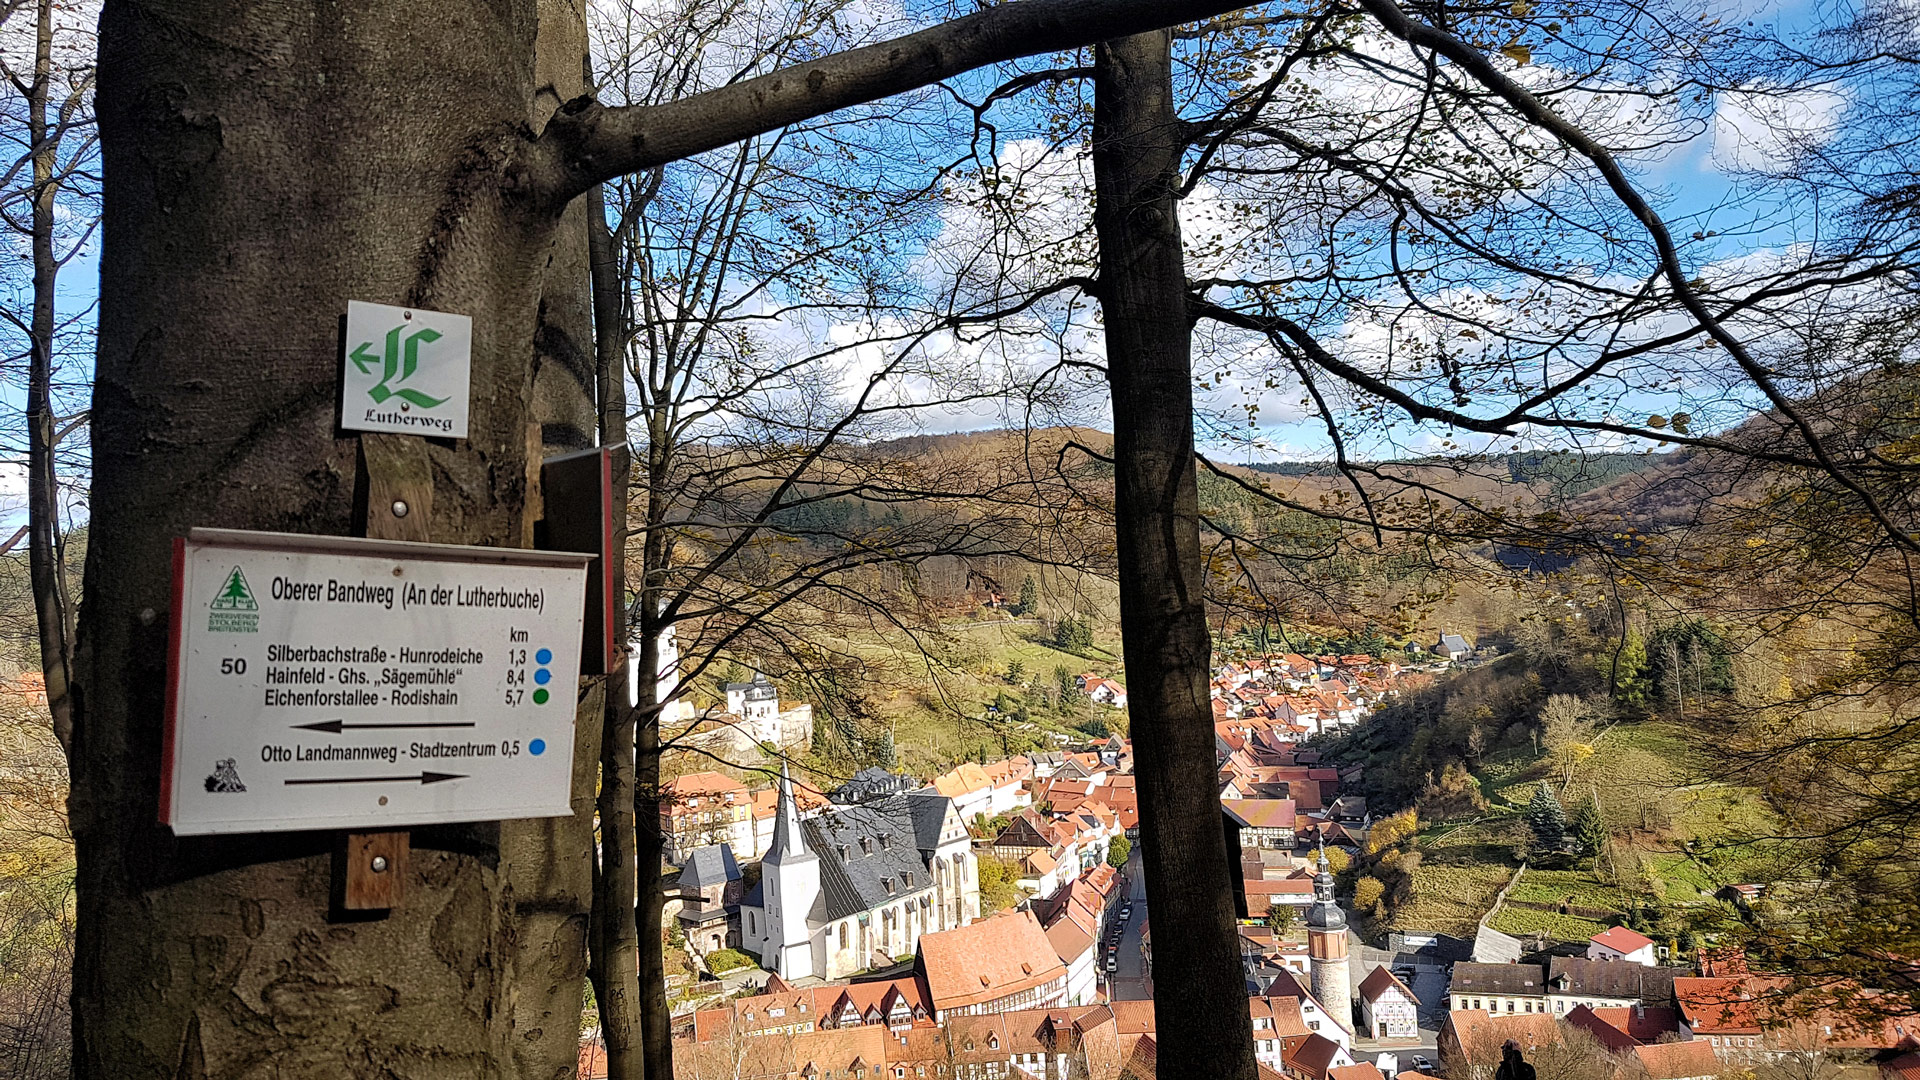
532,688,549,705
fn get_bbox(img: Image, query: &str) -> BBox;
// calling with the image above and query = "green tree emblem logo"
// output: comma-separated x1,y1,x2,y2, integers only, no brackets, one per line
349,323,448,408
210,567,258,611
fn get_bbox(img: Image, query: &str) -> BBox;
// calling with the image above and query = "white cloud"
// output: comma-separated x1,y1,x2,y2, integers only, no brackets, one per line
1710,87,1848,174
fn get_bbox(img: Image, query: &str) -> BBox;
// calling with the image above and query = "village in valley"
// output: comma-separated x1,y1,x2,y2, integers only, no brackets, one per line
607,635,1920,1080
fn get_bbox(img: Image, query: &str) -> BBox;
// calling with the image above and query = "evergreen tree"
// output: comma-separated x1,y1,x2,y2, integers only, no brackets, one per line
1609,631,1652,708
1015,575,1038,615
1527,781,1570,853
1571,797,1607,856
1053,616,1094,653
1054,664,1077,705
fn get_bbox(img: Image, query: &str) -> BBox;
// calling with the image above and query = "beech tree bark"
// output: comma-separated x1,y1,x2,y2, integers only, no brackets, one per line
1093,30,1259,1080
77,1,1251,1076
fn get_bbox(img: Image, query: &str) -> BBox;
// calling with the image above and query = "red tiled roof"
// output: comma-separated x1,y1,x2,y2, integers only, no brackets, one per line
1358,965,1419,1005
1224,799,1298,830
1632,1039,1721,1080
1563,1004,1642,1052
920,912,1068,1012
1672,977,1762,1034
1283,1032,1344,1079
1330,1065,1387,1080
1591,926,1656,954
1109,999,1156,1035
1046,916,1095,966
1589,1005,1680,1043
1445,1011,1560,1065
1883,1051,1920,1080
665,770,747,796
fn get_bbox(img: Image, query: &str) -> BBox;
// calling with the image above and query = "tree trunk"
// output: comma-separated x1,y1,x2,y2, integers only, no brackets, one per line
634,473,673,1080
78,2,562,1075
509,11,609,1080
24,0,75,755
588,184,646,1078
1092,30,1259,1080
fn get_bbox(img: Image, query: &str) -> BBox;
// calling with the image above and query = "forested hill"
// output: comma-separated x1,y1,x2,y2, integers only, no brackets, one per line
1240,449,1659,497
871,426,1669,509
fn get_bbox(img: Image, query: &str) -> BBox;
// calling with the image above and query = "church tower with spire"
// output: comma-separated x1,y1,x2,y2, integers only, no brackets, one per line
760,766,820,979
1305,845,1353,1034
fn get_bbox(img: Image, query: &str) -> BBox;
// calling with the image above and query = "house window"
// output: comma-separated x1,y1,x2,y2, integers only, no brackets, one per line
839,924,849,949
1506,1001,1515,1012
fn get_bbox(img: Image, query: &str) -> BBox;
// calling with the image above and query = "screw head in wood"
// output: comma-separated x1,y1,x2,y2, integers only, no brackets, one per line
391,499,409,518
371,855,389,873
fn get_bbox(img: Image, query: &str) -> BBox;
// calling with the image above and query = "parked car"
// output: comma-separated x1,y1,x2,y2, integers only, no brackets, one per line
1411,1056,1435,1074
1105,955,1118,974
1120,904,1133,918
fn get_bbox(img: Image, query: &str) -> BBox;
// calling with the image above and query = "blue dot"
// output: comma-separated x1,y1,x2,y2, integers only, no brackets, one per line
535,648,552,665
529,739,546,756
534,668,551,685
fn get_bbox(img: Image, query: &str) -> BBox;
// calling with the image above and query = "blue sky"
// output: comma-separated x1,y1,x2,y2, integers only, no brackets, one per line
3,0,1875,521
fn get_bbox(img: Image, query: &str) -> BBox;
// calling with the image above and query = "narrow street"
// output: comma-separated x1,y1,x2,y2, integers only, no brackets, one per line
1108,845,1151,1001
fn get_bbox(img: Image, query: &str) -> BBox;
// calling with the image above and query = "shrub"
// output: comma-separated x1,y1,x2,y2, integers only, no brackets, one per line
705,948,755,974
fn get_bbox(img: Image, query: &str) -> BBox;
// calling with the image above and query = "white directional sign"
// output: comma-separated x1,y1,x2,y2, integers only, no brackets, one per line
163,529,590,835
341,300,472,438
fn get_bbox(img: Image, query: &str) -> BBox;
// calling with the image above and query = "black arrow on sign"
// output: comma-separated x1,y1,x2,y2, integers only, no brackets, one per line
293,719,477,734
283,772,467,786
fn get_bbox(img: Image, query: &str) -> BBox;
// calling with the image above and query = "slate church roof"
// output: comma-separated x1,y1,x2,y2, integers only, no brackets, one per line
830,767,918,805
680,844,742,889
803,794,950,922
726,672,778,701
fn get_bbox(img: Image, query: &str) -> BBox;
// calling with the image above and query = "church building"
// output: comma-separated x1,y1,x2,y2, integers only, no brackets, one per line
742,768,980,981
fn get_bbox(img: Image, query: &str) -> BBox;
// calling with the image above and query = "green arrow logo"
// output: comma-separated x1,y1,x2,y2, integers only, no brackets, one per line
352,323,447,408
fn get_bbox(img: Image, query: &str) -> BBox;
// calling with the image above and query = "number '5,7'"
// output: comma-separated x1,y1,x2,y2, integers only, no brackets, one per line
220,658,247,675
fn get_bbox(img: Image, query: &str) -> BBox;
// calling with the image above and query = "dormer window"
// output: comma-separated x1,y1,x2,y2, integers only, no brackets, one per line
884,878,896,895
880,834,891,849
988,1036,999,1050
861,838,873,855
904,872,914,887
840,845,851,860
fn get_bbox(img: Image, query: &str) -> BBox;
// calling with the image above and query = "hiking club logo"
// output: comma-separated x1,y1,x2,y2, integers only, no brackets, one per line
341,301,472,438
208,565,259,633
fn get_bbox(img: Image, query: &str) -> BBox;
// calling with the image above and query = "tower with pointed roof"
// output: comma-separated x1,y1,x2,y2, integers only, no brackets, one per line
760,766,821,979
1305,844,1353,1033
